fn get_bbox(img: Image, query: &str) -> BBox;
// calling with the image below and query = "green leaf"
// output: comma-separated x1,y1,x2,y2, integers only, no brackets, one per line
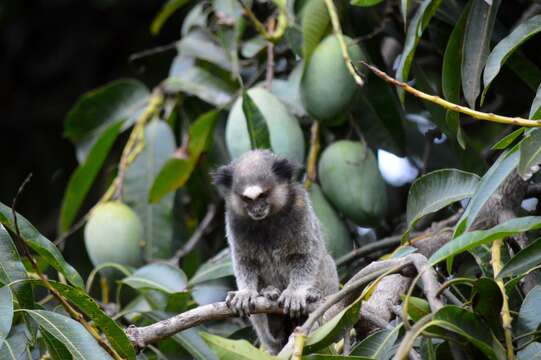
42,329,72,360
64,79,149,162
430,216,541,265
144,312,218,360
454,146,520,237
121,262,188,294
241,92,271,150
395,0,442,103
518,128,541,179
518,342,541,360
431,305,505,360
302,356,371,360
471,278,503,335
499,237,541,278
124,121,176,260
189,248,233,285
406,169,480,235
351,0,384,6
23,309,114,359
491,127,525,150
149,110,219,203
150,0,190,35
59,121,123,232
461,0,501,108
441,3,469,148
164,67,234,106
401,0,411,26
350,326,400,359
402,295,430,322
0,203,84,288
0,225,33,309
301,0,330,63
530,84,541,120
200,332,274,360
517,285,541,334
0,331,30,360
178,31,232,71
482,15,541,102
0,287,13,351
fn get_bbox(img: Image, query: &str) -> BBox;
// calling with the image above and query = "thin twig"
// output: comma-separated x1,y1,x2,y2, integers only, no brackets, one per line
128,41,179,63
10,175,123,360
304,122,321,189
336,235,402,267
324,0,364,86
359,62,541,127
166,204,217,265
265,19,275,90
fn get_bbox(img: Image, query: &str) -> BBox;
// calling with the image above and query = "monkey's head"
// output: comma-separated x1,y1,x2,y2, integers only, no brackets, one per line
212,150,300,221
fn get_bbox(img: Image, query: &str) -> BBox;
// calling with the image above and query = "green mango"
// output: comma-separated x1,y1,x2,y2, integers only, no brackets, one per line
225,87,305,163
84,201,143,270
318,140,387,226
308,183,352,258
301,35,365,125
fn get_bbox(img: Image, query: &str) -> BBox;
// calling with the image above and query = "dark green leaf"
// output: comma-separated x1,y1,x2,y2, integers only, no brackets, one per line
430,216,541,265
23,309,113,359
482,15,541,102
517,285,541,334
395,0,442,103
301,0,329,62
121,262,188,294
431,305,505,360
241,92,271,150
59,121,123,232
0,203,84,288
350,326,400,359
149,111,219,203
189,248,233,285
64,79,149,162
441,3,469,148
150,0,190,35
461,0,501,108
519,128,541,179
499,237,541,278
530,84,541,120
471,278,503,335
0,287,13,351
124,121,176,260
454,146,519,237
351,0,384,6
42,329,73,360
491,127,525,150
164,67,234,106
200,332,274,360
406,169,480,235
402,295,430,322
0,225,33,309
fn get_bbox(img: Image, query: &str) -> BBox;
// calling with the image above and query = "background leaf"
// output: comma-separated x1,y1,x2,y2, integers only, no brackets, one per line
301,0,330,63
530,84,541,119
461,0,501,108
151,0,190,35
499,237,541,278
200,332,273,360
124,120,176,260
241,92,271,150
0,287,13,352
121,262,188,294
518,128,541,179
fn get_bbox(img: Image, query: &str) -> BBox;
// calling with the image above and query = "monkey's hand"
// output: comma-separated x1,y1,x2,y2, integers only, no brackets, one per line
278,287,321,318
261,285,281,301
225,289,259,317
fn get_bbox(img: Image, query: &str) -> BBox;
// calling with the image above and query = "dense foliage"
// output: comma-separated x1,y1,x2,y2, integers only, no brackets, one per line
3,0,541,359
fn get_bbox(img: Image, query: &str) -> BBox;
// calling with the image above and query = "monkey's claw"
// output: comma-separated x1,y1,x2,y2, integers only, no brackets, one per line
261,286,281,301
278,288,310,318
225,289,259,317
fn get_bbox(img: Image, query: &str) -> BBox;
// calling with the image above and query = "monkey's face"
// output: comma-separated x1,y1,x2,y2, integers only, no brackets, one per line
238,185,271,220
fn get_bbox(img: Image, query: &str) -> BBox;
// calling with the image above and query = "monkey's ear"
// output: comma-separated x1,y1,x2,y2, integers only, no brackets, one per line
211,165,233,190
272,158,300,181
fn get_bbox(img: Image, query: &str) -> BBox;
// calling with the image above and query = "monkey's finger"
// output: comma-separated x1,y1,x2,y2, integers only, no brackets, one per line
299,297,307,316
241,297,251,317
282,297,291,315
249,296,257,311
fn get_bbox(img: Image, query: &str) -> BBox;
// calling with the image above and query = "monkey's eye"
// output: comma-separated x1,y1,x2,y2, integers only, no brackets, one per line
258,190,270,199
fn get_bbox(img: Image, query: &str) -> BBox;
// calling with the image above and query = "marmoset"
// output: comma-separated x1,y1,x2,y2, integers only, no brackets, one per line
212,150,339,354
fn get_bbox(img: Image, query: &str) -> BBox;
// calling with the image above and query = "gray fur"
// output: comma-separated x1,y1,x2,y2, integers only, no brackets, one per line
213,150,339,354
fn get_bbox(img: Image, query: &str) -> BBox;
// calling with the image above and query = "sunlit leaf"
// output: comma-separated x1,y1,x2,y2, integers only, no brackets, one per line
517,286,541,334
430,216,541,265
189,248,233,285
0,331,30,360
23,310,113,359
0,287,13,352
499,237,541,278
200,332,274,360
121,262,188,294
0,203,84,288
518,128,541,179
59,121,123,232
461,0,501,108
482,15,541,103
530,84,541,120
350,326,400,359
351,0,384,6
518,342,541,360
491,127,525,150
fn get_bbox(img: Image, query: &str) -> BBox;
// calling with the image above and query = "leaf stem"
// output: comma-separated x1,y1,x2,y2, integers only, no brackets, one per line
304,122,321,189
360,62,541,128
324,0,364,86
492,238,515,360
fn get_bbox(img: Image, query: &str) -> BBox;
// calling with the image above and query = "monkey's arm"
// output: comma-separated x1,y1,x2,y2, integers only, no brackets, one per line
226,254,260,316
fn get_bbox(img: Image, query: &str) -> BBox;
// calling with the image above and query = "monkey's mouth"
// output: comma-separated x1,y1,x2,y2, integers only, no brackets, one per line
247,207,270,220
